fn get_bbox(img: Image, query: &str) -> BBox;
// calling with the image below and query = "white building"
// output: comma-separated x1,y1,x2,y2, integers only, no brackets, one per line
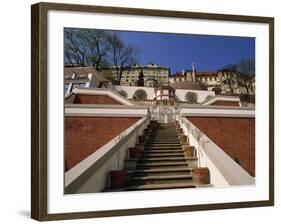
64,67,112,95
101,63,170,87
114,84,215,103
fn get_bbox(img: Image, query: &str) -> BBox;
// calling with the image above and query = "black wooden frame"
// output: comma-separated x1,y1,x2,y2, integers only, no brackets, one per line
31,2,274,221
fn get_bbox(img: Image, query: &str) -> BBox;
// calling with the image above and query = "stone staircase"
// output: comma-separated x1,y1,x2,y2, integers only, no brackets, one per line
125,123,195,190
105,121,211,192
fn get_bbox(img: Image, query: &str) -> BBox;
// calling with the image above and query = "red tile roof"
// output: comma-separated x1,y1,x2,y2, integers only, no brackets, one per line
196,71,217,77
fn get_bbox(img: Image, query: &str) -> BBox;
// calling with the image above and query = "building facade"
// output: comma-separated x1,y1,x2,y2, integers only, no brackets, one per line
64,67,112,95
169,69,255,95
195,71,220,90
169,70,195,83
101,63,170,87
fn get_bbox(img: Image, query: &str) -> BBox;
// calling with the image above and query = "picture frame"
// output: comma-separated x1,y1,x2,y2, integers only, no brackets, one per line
31,2,274,221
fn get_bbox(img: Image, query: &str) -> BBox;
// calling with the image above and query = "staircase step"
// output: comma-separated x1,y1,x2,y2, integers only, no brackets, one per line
131,174,192,181
153,133,178,134
146,143,181,146
131,170,192,177
145,146,183,150
125,182,195,191
151,138,179,139
130,167,193,176
136,162,189,169
138,157,186,162
147,141,180,144
150,139,179,141
128,174,193,185
140,157,185,162
147,144,181,147
141,153,184,157
142,149,184,153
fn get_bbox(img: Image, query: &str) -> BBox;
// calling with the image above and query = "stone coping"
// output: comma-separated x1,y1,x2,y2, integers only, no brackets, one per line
65,104,151,109
180,105,255,118
180,104,255,111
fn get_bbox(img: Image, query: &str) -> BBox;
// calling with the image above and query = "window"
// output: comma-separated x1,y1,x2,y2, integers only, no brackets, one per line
69,83,85,93
72,83,85,89
64,84,69,94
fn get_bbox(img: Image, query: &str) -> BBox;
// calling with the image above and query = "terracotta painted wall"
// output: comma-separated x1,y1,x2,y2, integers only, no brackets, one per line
187,117,255,176
65,117,140,171
211,101,240,106
74,94,122,105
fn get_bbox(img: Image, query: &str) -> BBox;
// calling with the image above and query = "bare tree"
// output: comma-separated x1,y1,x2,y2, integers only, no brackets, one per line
236,58,255,76
237,75,253,94
221,58,255,95
219,71,238,95
64,29,141,85
64,29,87,67
107,33,139,84
236,58,255,94
77,30,109,70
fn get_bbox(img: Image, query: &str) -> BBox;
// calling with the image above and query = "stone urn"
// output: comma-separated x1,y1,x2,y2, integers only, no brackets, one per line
192,167,210,185
176,128,183,134
138,135,146,143
179,135,188,144
129,147,142,159
150,121,159,128
144,128,152,135
183,146,194,157
110,170,128,189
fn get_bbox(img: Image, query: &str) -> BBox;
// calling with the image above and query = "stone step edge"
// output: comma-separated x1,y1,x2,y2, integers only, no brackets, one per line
130,174,193,181
136,162,189,166
141,153,185,156
144,146,183,149
142,150,184,153
140,155,185,158
128,167,193,173
143,149,184,152
138,158,187,162
125,182,195,190
125,157,197,163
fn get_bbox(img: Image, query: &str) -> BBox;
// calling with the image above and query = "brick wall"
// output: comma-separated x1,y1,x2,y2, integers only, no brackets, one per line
211,101,240,106
65,117,140,171
74,94,122,105
187,117,255,176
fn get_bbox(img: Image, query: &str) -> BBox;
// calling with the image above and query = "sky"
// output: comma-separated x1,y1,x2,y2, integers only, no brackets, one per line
116,30,255,74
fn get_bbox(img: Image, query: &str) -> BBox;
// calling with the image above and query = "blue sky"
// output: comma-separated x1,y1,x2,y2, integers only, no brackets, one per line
116,31,255,74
